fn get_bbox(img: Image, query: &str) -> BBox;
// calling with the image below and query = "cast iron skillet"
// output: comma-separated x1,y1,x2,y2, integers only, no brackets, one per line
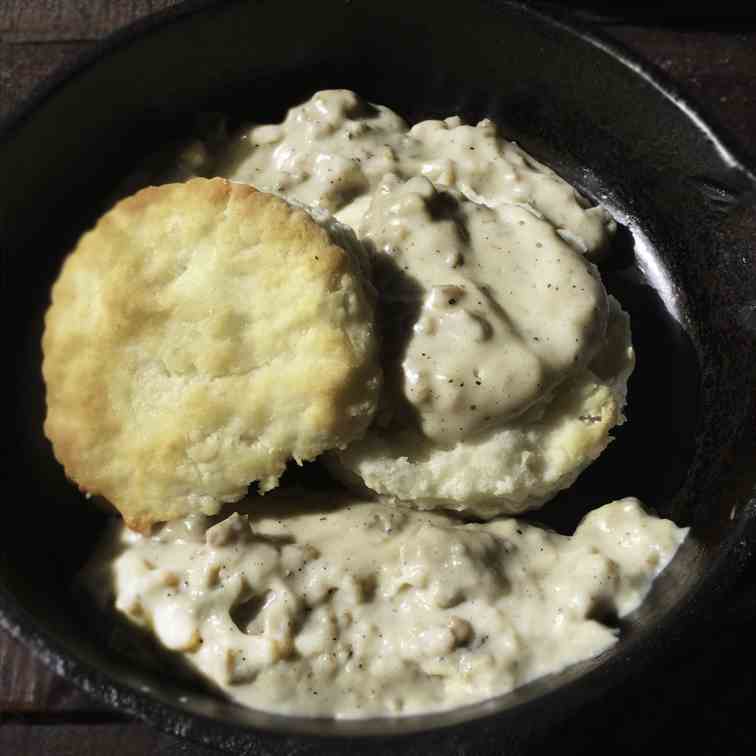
1,0,755,752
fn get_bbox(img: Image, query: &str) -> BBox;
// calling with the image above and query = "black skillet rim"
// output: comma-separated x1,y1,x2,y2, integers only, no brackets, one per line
1,0,755,748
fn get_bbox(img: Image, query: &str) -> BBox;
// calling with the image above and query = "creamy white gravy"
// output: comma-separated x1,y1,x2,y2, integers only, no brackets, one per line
84,494,686,717
165,89,615,444
361,174,607,441
88,91,688,718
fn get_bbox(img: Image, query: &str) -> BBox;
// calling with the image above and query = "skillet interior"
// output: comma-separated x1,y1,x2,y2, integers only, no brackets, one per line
1,0,755,751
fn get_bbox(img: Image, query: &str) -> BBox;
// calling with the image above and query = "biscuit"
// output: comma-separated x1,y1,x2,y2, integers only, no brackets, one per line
43,178,381,530
328,297,634,518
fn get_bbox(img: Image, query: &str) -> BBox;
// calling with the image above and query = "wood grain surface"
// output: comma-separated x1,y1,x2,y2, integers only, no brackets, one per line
1,2,754,754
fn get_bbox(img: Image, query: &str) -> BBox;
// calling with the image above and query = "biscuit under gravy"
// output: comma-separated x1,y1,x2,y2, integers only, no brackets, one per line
328,297,634,518
43,178,381,530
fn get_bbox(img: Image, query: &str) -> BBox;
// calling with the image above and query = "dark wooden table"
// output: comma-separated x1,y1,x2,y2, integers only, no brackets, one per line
2,2,755,754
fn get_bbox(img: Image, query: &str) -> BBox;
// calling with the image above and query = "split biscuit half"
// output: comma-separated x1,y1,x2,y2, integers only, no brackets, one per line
328,296,634,518
43,178,381,530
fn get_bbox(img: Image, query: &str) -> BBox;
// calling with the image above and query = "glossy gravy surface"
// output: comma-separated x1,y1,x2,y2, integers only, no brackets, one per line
85,495,686,717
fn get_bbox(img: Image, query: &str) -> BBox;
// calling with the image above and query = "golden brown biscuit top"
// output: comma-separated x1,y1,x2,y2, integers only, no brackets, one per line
42,178,381,530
